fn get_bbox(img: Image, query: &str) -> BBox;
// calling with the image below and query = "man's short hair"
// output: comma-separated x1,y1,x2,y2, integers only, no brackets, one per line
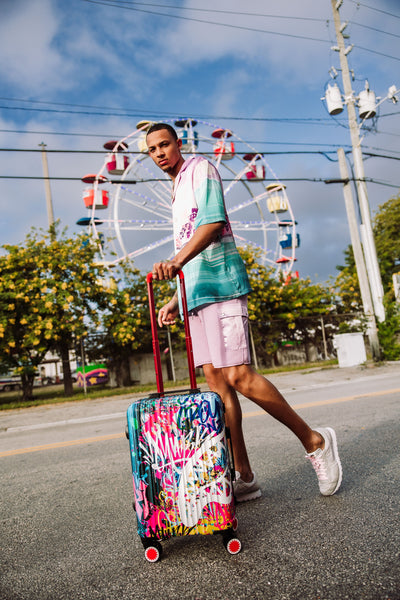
146,122,178,140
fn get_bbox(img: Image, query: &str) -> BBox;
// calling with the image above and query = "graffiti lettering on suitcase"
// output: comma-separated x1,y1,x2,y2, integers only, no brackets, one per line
177,429,231,527
128,392,235,540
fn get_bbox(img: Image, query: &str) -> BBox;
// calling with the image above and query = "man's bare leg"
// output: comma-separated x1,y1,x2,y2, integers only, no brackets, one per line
202,363,253,482
221,364,324,453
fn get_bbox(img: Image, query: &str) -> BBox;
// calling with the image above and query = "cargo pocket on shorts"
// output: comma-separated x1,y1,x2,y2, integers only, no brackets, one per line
218,304,248,351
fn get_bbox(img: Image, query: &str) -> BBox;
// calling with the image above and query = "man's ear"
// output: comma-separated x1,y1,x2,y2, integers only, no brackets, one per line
177,138,182,149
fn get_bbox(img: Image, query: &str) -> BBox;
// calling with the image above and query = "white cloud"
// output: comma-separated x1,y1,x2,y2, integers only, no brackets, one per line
0,0,70,93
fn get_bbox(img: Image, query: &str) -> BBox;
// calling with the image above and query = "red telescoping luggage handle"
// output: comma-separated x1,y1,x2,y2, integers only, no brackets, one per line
146,270,197,396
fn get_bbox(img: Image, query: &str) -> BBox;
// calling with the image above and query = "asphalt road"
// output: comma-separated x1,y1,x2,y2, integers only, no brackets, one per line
1,362,399,600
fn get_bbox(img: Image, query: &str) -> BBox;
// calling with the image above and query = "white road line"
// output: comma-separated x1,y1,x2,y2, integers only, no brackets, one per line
6,412,126,433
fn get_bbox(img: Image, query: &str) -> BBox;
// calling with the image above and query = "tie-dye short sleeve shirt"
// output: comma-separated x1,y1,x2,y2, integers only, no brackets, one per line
172,156,251,312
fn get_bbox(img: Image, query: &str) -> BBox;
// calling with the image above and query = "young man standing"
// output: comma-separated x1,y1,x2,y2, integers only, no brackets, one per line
147,123,342,501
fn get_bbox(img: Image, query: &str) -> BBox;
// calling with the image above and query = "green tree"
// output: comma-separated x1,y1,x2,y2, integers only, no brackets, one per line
334,193,400,358
239,247,336,364
0,224,113,400
374,193,400,358
88,262,176,386
376,296,400,360
335,194,400,299
373,194,400,289
334,246,363,313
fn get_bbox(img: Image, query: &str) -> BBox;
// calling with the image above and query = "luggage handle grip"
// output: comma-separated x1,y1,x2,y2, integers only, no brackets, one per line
146,271,197,395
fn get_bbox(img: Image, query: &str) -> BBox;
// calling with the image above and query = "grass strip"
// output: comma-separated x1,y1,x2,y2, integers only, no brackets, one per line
0,360,339,411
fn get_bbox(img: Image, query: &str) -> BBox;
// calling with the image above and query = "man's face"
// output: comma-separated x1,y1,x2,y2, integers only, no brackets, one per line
146,129,183,179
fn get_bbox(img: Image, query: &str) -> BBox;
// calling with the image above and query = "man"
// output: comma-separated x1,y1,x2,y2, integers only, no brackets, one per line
147,123,342,501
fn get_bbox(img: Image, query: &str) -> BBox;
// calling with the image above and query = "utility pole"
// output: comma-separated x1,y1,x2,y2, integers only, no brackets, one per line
337,148,380,359
331,0,385,323
39,142,55,228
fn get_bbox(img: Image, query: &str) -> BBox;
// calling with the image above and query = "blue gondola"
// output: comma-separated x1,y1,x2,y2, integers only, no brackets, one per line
279,233,300,249
76,217,103,227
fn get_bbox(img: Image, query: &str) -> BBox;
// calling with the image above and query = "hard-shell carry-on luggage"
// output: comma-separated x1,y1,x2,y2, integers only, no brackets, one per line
126,271,241,562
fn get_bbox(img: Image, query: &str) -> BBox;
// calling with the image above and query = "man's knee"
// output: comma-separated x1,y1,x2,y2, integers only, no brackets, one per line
223,364,259,395
223,365,248,390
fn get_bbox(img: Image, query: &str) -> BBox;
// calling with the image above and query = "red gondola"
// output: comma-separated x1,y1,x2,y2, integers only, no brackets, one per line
243,153,265,181
104,140,129,175
83,188,109,210
212,128,235,160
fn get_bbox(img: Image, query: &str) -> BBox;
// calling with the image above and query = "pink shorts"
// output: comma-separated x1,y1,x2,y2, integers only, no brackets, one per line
188,296,251,368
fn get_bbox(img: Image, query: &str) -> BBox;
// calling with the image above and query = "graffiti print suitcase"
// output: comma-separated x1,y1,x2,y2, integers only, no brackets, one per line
126,271,241,562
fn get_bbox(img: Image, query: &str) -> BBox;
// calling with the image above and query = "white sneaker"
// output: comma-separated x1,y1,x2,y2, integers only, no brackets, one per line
306,427,342,496
233,471,262,502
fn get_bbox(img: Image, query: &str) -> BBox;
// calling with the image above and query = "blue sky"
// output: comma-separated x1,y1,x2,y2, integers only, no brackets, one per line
0,0,399,282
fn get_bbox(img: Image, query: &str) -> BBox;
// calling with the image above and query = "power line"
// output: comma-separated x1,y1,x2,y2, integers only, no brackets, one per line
374,129,400,139
80,0,400,61
0,174,398,188
0,128,351,148
0,127,343,145
0,96,160,115
352,21,400,40
0,128,359,150
0,128,116,139
80,0,400,35
1,129,399,157
0,98,400,124
2,126,398,155
0,127,358,151
0,103,347,125
86,1,400,39
350,0,400,20
0,147,339,155
81,0,331,44
3,95,334,123
0,104,157,119
90,1,326,23
1,148,400,162
379,112,400,118
354,44,400,62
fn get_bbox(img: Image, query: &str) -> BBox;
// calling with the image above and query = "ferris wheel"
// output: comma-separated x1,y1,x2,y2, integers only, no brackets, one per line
78,118,299,278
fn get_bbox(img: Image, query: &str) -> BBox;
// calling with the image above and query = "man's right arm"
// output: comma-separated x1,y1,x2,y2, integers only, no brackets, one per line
152,221,224,281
